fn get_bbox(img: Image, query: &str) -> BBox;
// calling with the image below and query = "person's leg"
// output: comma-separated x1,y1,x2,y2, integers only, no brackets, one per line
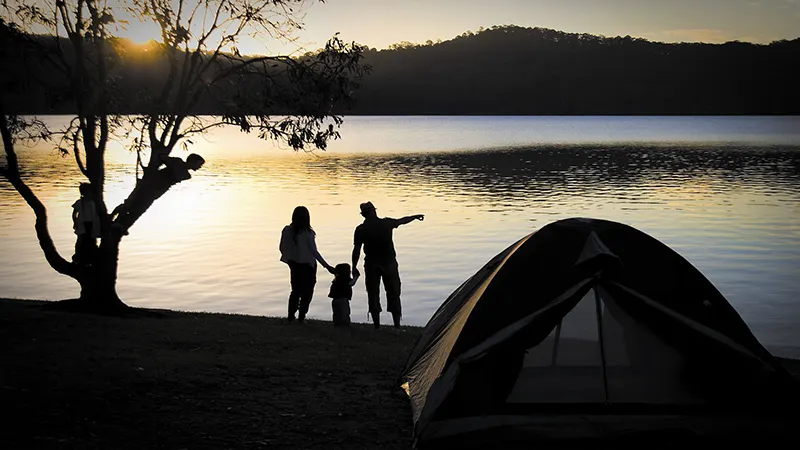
332,298,346,327
73,234,84,264
297,264,316,322
364,263,383,328
287,262,301,320
383,259,403,328
84,221,98,257
331,299,340,326
331,298,351,327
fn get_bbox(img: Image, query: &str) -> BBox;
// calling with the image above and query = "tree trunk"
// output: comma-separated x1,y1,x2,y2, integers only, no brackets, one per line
75,234,127,311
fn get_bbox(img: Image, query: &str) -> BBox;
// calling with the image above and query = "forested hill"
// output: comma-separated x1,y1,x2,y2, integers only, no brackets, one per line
350,25,800,115
2,24,799,115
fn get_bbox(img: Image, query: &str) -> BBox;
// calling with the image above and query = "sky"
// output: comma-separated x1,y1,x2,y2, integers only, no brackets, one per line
112,0,800,55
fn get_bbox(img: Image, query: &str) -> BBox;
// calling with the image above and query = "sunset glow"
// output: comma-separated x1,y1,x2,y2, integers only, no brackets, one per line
98,0,800,57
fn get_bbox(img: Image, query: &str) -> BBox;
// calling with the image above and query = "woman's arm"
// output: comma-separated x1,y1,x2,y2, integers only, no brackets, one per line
309,232,334,272
278,226,294,264
279,227,289,253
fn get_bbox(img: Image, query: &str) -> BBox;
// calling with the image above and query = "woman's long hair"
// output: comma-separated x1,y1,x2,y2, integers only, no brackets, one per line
290,206,314,242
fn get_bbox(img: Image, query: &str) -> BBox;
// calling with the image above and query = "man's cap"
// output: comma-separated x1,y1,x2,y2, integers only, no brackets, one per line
360,201,376,215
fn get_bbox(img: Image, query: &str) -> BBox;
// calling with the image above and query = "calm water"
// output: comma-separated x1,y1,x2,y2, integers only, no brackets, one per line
1,116,799,357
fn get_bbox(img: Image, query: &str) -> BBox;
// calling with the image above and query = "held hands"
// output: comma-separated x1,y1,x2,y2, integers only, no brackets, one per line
352,267,360,278
326,264,336,275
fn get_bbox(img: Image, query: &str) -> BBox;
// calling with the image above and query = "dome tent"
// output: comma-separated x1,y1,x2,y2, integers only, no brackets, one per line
399,218,799,448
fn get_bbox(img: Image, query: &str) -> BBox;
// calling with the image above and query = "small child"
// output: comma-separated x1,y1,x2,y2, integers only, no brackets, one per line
71,182,101,265
328,263,360,327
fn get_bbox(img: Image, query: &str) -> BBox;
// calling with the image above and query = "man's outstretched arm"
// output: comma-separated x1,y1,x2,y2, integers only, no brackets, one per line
395,214,425,226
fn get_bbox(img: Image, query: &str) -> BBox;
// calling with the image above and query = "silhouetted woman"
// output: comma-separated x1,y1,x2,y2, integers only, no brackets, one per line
279,206,335,322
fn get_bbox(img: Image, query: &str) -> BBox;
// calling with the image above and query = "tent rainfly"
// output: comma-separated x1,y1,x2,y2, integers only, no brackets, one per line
399,218,800,449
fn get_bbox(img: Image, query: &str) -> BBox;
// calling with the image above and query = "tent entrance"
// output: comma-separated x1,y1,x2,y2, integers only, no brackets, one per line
504,284,706,407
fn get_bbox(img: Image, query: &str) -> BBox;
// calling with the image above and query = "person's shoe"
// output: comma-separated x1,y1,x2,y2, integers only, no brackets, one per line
298,314,306,323
287,314,296,322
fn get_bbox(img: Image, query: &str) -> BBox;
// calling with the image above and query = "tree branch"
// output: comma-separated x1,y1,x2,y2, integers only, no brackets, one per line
0,113,79,279
73,132,88,176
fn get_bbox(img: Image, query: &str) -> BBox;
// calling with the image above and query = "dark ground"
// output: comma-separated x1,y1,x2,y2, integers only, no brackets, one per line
1,298,798,449
0,299,420,450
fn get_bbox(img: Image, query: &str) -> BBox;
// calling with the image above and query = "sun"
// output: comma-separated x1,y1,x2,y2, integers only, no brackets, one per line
113,36,162,60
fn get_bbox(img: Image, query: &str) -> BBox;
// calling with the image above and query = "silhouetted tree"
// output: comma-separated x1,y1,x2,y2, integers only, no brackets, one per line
0,0,367,311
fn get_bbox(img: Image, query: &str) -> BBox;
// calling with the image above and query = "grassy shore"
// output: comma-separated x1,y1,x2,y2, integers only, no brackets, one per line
1,298,421,450
2,298,799,449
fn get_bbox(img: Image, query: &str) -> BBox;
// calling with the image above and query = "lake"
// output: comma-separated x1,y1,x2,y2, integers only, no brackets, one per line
1,116,799,357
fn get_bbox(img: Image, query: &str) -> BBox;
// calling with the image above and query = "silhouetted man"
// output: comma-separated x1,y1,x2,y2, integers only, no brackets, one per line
351,201,424,329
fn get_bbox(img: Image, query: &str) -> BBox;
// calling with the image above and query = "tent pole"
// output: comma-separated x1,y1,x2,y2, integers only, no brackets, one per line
594,285,610,404
551,321,563,366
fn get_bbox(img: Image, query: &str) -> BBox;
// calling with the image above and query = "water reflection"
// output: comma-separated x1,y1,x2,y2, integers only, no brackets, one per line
1,118,799,357
206,145,800,223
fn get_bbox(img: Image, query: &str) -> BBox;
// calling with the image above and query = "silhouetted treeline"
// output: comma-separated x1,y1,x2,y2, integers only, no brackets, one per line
3,25,799,115
352,26,799,115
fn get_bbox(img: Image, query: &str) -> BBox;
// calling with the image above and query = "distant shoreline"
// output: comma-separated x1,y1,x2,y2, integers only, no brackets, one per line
4,26,798,116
